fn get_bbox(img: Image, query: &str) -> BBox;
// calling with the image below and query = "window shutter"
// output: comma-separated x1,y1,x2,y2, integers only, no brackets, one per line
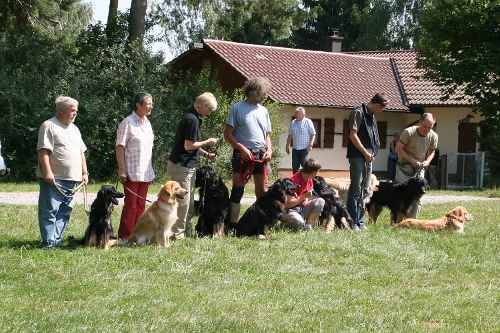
324,118,335,148
377,121,387,149
342,119,350,147
311,119,322,148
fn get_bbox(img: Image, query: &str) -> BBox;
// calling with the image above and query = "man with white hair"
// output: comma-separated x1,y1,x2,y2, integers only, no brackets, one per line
396,112,438,218
286,107,316,174
37,96,88,248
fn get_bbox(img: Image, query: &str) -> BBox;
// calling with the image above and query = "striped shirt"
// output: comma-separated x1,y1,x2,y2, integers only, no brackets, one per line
116,112,155,182
289,118,316,150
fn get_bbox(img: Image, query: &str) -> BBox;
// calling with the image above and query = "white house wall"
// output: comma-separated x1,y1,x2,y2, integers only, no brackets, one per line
277,105,477,172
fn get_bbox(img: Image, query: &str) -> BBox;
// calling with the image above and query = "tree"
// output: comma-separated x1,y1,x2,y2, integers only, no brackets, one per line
153,0,301,53
129,0,148,43
417,0,500,180
291,0,372,51
106,0,119,39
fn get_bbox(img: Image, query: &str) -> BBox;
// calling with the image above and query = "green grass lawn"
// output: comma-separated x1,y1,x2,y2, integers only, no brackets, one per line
0,201,498,332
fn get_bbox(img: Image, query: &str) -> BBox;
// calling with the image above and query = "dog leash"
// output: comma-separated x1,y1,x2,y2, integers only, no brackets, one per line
53,181,90,216
122,184,153,203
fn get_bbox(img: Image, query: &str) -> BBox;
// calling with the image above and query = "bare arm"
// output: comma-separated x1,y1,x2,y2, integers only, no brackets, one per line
224,124,252,160
308,134,316,151
422,148,436,167
349,129,372,161
396,141,420,168
263,133,273,161
81,151,88,184
183,138,218,151
286,134,292,154
115,145,127,183
38,149,54,184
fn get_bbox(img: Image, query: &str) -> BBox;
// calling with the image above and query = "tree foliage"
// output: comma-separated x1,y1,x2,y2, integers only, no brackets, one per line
417,0,500,178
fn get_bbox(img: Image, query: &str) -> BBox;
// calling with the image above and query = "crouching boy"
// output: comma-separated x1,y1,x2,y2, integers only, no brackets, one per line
280,159,324,231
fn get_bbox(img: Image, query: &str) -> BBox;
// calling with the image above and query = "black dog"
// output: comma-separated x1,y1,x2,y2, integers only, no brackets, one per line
366,176,427,225
234,178,299,237
194,165,230,237
313,176,353,229
83,185,124,249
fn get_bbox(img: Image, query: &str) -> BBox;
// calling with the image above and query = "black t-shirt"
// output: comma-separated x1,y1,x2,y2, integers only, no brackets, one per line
169,109,202,168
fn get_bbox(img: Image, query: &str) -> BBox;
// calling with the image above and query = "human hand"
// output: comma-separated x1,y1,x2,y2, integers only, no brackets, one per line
421,160,430,168
364,151,374,162
308,144,313,152
206,138,219,146
82,173,89,185
43,172,55,185
263,149,272,161
240,146,253,161
118,171,128,184
286,146,290,154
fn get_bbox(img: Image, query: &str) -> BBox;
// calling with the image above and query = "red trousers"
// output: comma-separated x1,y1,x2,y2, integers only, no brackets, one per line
118,181,150,240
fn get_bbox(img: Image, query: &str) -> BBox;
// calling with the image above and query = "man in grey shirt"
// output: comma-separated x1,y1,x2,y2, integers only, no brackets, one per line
224,77,273,225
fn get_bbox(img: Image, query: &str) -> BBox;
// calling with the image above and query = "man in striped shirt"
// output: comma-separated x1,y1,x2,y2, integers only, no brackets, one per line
286,107,316,174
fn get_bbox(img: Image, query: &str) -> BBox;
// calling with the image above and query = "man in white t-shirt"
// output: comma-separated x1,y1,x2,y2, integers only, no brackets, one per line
37,96,88,248
286,107,316,173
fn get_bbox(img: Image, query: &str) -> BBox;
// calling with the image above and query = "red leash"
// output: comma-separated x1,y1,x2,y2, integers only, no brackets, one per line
239,154,269,185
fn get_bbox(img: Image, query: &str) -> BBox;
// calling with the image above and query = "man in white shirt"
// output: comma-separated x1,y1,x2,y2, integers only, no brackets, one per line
37,96,88,248
286,107,316,173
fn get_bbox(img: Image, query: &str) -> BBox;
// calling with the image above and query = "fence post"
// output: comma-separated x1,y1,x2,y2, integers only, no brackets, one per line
439,154,447,190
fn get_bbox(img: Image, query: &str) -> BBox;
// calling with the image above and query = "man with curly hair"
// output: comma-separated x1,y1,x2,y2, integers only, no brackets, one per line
224,77,273,225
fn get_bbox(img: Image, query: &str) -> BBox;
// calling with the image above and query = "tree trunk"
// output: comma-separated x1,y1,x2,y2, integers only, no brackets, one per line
128,0,147,44
106,0,119,39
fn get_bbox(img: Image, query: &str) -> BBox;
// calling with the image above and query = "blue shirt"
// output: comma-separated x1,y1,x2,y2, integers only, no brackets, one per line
289,118,316,150
226,101,271,150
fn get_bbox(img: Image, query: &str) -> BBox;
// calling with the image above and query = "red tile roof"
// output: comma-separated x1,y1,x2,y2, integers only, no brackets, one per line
352,50,471,106
203,39,409,111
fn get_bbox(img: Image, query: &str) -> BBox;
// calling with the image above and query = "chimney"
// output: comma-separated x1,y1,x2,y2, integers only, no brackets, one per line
329,31,344,52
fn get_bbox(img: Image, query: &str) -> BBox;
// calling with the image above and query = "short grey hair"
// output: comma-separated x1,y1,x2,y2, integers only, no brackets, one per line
295,107,306,114
55,96,78,113
195,92,218,111
422,113,436,124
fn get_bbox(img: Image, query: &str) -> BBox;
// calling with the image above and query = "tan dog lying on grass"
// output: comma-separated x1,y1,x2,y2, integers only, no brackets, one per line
130,181,187,247
325,174,379,205
395,206,473,233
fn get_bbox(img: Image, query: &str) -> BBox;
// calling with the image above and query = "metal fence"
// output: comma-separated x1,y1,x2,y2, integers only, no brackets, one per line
441,152,485,189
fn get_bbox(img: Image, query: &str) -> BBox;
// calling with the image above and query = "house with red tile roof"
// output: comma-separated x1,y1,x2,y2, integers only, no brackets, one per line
170,39,480,177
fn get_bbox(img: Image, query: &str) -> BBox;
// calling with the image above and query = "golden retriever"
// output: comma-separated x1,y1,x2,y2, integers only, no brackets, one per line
325,174,379,205
129,181,187,246
395,206,473,233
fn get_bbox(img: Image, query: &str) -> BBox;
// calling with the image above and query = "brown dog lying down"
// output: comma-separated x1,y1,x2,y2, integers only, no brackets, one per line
129,181,187,247
395,206,473,233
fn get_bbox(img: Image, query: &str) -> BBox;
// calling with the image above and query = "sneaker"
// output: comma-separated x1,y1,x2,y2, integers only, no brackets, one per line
359,223,368,231
303,224,313,231
351,224,361,232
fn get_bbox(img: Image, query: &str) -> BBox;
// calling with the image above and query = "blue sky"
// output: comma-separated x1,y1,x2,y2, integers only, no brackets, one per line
83,0,174,61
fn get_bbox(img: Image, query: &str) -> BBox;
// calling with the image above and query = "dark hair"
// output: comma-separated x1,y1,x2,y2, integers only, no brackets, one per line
302,158,322,174
132,92,152,110
370,93,388,106
243,77,272,98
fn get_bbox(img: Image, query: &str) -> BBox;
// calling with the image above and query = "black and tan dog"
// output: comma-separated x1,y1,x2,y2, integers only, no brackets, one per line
366,176,427,225
313,176,353,231
194,165,230,238
83,185,124,249
234,178,299,237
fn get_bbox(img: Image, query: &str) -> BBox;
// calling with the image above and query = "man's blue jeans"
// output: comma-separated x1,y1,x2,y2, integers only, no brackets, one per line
292,148,309,173
38,180,79,247
347,158,372,227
